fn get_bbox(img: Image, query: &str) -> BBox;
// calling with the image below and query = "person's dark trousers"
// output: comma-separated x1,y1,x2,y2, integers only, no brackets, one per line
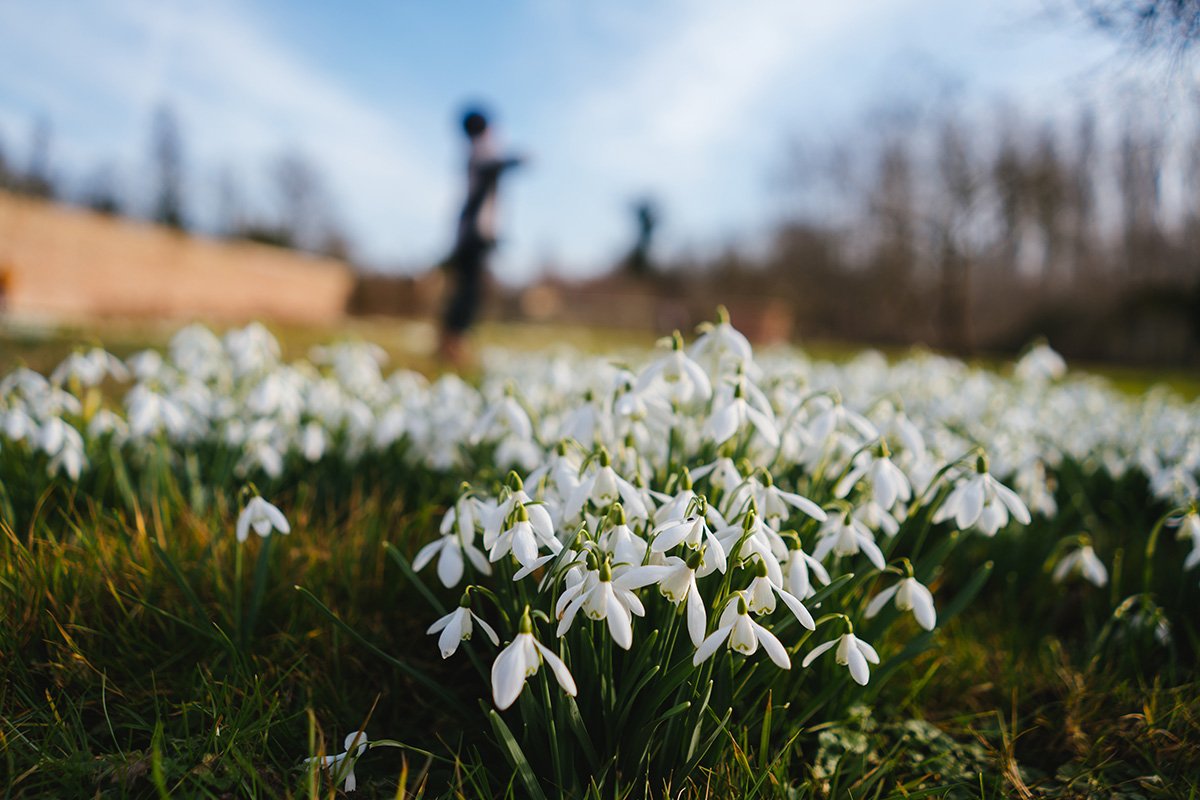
444,236,489,334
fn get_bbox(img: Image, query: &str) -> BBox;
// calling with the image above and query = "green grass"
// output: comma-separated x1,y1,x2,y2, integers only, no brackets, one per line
2,318,1198,798
5,481,1196,798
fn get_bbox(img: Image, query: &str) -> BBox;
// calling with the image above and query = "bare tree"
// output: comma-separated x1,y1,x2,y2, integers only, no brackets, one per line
214,165,244,239
1029,127,1068,282
0,129,9,189
150,103,186,230
82,161,123,216
21,116,55,199
271,149,349,257
1067,108,1098,280
934,116,978,352
1116,108,1165,276
1078,0,1200,60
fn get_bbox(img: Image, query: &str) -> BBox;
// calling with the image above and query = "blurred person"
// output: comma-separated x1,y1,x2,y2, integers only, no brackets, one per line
439,106,526,365
625,198,658,278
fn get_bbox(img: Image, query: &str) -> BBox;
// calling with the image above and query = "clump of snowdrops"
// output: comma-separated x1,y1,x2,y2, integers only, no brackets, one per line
404,315,1018,792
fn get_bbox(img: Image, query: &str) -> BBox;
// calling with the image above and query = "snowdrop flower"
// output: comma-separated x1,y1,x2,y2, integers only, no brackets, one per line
690,455,745,494
470,388,533,445
726,473,827,527
224,322,281,377
413,524,491,588
564,448,649,521
300,421,327,462
933,458,1031,536
812,509,885,570
656,551,711,645
39,418,86,481
689,306,753,372
2,406,37,442
834,445,911,511
236,496,291,543
801,621,879,686
492,610,578,710
486,502,561,569
1014,341,1067,383
126,385,189,439
51,347,130,387
1013,459,1057,518
693,593,791,669
427,592,500,658
635,332,712,405
704,382,779,447
305,731,369,793
866,572,937,630
1052,538,1108,587
555,559,668,649
805,394,879,446
783,539,830,600
168,323,226,381
524,440,585,498
745,558,816,630
650,512,727,572
1170,510,1200,570
597,504,648,567
852,499,902,538
87,408,128,442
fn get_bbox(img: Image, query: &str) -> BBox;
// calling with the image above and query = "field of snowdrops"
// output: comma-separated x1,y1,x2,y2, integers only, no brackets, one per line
2,311,1199,799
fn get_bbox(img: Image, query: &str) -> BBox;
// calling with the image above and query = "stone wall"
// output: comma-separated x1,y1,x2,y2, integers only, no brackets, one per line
0,193,353,324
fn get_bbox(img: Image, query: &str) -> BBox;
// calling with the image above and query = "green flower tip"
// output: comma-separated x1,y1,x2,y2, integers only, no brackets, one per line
680,467,693,491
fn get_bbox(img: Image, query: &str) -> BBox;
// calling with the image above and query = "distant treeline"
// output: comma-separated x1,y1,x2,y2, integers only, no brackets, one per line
0,103,352,261
650,96,1200,364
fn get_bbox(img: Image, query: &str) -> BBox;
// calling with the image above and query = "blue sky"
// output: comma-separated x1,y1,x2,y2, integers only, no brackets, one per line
0,1,1158,282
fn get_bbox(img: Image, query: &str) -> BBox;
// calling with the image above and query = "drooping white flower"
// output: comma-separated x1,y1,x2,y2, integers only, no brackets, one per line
692,594,791,669
470,390,534,445
655,552,711,645
564,449,649,521
413,527,491,588
933,461,1031,536
486,502,561,569
492,613,578,710
783,543,830,600
635,333,712,405
801,629,879,686
305,731,369,793
236,496,291,543
812,510,886,570
597,504,648,567
427,595,500,658
1052,541,1108,587
690,456,745,493
688,307,753,372
865,575,937,630
834,449,911,512
50,347,130,387
704,383,779,448
1170,511,1200,570
1014,341,1067,383
650,514,727,572
744,559,816,630
555,561,668,649
715,511,786,586
723,473,827,528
